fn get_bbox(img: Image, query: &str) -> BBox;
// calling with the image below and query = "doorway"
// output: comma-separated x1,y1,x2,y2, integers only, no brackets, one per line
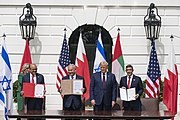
69,24,113,76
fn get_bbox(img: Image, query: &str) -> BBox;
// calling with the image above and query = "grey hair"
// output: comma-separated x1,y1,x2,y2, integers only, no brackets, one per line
68,64,76,69
21,63,30,73
100,61,108,66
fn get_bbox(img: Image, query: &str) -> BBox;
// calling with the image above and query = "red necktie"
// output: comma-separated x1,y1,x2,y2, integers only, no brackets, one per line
128,76,131,88
103,73,106,88
32,75,34,83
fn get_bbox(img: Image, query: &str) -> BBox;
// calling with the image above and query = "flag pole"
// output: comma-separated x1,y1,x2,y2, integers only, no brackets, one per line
98,27,102,33
64,28,67,40
170,35,174,41
2,33,6,41
79,27,84,34
64,28,67,33
64,28,67,44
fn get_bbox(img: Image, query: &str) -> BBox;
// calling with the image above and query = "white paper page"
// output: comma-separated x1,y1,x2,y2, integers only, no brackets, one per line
120,88,127,101
34,84,44,98
73,80,83,95
127,88,136,101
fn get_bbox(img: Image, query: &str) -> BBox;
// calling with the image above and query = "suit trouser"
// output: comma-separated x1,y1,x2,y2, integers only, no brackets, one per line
124,104,141,120
26,98,44,120
63,102,81,120
93,97,111,120
94,95,112,111
26,98,43,110
94,103,111,111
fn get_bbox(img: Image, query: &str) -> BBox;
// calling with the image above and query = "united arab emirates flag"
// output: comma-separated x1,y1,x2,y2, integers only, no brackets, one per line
112,32,125,84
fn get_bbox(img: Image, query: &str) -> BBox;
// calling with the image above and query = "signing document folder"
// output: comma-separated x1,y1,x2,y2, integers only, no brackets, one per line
73,80,83,94
61,79,83,95
34,84,45,98
120,88,136,101
23,83,45,98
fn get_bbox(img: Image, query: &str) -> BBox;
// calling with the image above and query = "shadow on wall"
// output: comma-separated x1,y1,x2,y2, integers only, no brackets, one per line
30,32,42,64
146,39,165,71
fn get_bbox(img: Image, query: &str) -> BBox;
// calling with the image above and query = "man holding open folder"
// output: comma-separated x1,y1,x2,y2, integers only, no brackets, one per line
22,63,45,111
120,64,143,112
61,64,86,111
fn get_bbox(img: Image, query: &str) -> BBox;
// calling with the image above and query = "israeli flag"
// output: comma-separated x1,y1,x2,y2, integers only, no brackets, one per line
93,32,107,73
0,39,13,120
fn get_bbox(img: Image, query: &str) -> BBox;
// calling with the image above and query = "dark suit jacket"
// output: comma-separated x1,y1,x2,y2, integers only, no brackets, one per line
22,73,45,110
62,74,86,110
120,75,143,110
90,72,117,106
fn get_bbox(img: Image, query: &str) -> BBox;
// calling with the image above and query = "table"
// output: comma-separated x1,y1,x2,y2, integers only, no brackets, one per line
7,110,174,120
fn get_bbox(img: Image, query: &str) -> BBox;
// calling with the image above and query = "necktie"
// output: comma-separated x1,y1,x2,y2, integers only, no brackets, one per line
71,76,74,80
128,76,131,88
32,74,34,83
103,73,106,88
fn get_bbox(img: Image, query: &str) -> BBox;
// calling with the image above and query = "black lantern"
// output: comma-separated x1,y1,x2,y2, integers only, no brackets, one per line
144,3,161,41
19,3,37,40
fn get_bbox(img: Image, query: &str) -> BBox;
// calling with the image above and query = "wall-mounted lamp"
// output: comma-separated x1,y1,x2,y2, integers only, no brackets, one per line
144,3,161,41
19,3,37,41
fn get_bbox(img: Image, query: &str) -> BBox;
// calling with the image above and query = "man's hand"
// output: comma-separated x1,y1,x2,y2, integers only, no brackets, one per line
58,89,63,95
116,97,120,101
58,89,63,94
135,94,139,99
112,101,116,107
20,91,24,96
58,89,64,96
44,90,46,95
91,99,96,106
121,86,126,89
81,88,85,93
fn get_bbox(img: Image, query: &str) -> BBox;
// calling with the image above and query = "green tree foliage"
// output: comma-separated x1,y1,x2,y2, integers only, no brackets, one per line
13,80,18,103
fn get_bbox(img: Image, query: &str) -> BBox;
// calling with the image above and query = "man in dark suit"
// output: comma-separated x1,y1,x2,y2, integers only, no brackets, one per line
61,64,86,111
90,61,117,111
120,64,143,112
22,63,45,111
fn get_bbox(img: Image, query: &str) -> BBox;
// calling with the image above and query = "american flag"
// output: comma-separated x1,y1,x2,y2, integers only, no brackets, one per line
145,41,161,98
56,32,71,91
